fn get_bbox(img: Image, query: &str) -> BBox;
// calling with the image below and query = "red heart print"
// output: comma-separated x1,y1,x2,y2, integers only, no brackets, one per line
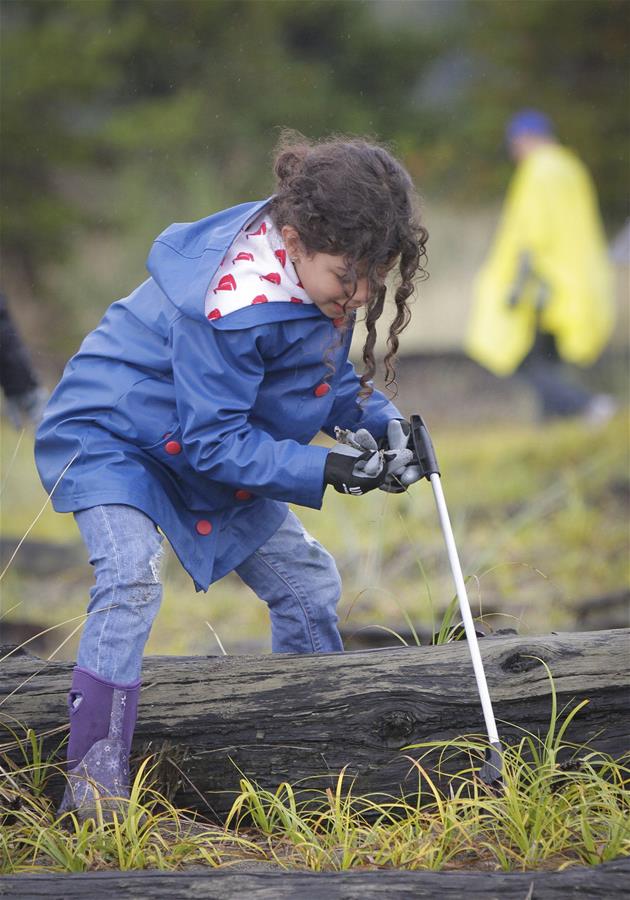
252,294,268,304
247,222,267,238
260,272,281,285
207,308,222,319
233,251,254,263
214,274,236,292
275,249,287,268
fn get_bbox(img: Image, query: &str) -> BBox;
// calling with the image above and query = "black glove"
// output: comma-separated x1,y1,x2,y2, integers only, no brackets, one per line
378,419,423,493
324,436,412,496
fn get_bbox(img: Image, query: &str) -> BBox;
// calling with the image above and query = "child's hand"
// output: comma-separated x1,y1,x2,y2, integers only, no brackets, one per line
378,419,423,493
324,437,412,496
333,426,378,453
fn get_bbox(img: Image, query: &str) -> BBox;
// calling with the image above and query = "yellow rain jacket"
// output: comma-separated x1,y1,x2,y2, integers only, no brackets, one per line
466,143,614,376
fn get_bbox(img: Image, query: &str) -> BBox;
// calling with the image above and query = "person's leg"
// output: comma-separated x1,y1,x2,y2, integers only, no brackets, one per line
235,510,344,653
60,504,163,819
519,359,593,418
74,504,164,683
517,332,593,419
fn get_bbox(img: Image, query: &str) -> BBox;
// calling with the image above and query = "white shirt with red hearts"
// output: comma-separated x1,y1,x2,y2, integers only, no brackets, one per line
204,212,311,321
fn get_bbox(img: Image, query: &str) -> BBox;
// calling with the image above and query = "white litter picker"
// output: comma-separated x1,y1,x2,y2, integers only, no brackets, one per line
408,414,502,787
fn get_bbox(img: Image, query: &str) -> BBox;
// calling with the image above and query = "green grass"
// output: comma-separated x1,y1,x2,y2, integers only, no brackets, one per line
1,411,629,660
2,685,629,874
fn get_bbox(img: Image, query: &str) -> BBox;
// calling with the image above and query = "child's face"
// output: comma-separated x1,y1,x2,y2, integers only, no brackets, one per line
296,252,372,319
281,226,389,319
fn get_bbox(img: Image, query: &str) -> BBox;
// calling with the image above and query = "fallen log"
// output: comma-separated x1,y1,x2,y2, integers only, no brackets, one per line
1,629,628,818
1,857,629,899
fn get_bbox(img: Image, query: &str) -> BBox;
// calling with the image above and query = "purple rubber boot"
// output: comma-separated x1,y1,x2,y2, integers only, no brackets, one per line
58,667,140,821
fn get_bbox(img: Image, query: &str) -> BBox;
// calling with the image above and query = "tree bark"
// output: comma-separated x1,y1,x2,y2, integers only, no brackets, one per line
1,629,628,818
1,858,629,899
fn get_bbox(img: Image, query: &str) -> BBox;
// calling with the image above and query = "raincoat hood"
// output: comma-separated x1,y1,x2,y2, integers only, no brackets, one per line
146,197,323,331
147,199,269,322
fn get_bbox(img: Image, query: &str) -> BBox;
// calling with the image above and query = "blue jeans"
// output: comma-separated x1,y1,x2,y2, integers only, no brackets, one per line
74,505,343,683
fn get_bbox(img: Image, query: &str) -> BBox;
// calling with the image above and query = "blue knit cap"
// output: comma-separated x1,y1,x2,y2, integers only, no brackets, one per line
506,109,554,142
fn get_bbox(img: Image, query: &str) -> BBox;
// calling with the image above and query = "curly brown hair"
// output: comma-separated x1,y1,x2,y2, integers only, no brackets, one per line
268,131,428,398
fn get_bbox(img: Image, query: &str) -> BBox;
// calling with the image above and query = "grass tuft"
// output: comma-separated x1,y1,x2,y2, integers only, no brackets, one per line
3,687,627,875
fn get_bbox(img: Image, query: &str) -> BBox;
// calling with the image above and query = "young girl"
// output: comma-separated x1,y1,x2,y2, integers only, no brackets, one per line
35,133,428,819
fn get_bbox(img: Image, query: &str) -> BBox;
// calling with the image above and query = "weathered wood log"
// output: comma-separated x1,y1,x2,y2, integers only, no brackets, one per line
1,629,628,818
1,857,629,899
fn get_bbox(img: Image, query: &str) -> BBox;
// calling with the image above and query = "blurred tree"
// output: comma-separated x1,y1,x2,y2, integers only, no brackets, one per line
98,0,441,192
0,0,135,282
438,0,630,217
1,0,628,299
0,0,439,284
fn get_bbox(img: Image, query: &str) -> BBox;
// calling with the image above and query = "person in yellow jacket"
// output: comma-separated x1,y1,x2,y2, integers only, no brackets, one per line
466,109,616,422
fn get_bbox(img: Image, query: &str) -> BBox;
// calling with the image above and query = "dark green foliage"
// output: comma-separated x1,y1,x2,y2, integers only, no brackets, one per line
453,0,630,213
1,0,127,276
1,0,628,285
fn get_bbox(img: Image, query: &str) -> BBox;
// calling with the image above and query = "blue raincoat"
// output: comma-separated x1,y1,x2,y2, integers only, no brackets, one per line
35,199,401,590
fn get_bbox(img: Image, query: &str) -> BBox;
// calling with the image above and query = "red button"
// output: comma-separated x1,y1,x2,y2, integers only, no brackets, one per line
333,316,346,328
314,383,331,397
235,489,253,501
196,519,213,536
165,440,182,455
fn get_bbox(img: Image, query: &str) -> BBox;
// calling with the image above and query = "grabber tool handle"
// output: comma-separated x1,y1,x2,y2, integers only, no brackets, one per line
409,415,440,479
409,415,502,781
